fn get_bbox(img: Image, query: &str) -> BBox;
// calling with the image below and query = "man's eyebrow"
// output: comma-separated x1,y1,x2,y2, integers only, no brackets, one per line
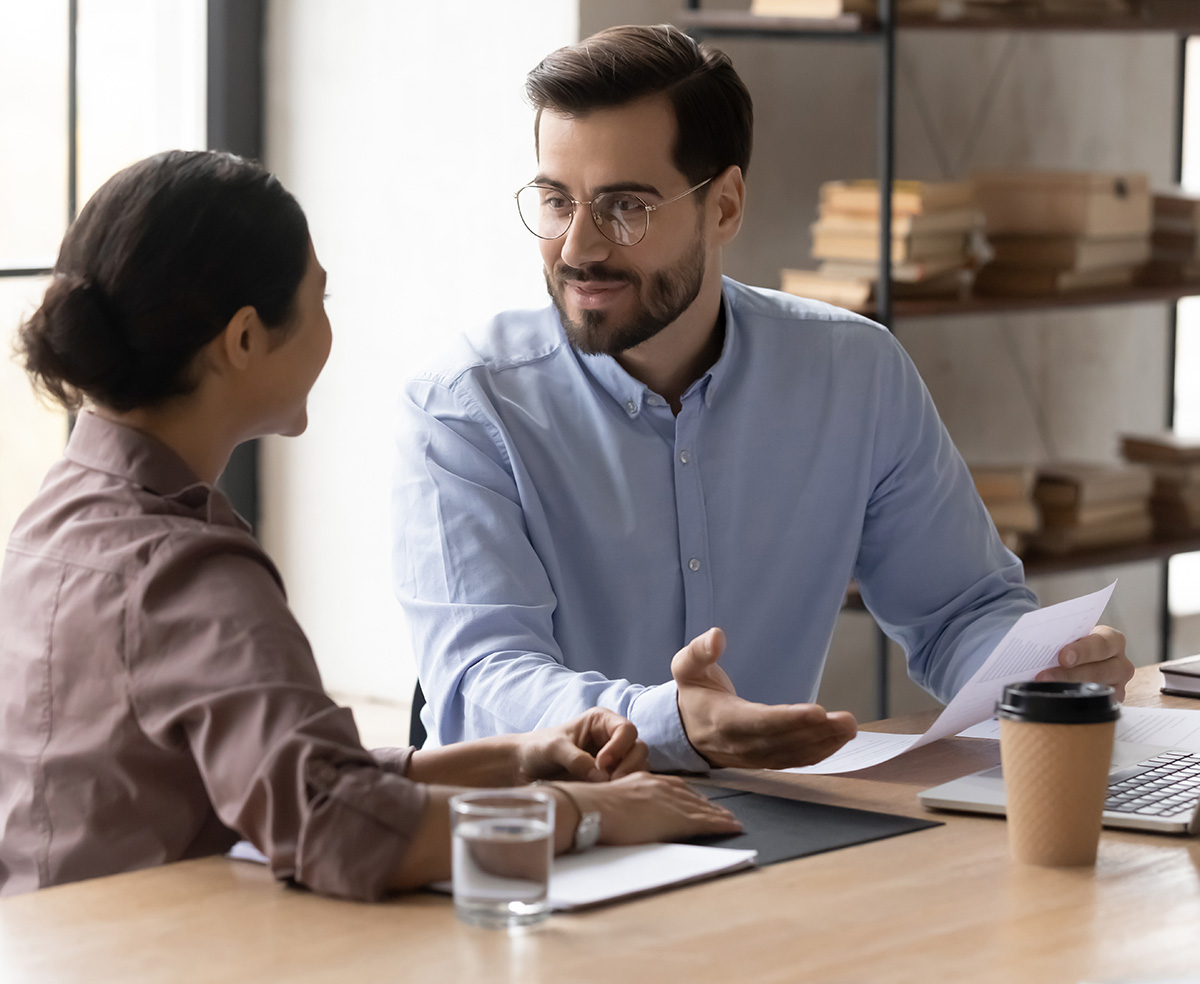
529,176,664,198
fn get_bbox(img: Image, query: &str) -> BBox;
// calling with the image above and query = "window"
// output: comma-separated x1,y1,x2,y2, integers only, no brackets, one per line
0,0,205,540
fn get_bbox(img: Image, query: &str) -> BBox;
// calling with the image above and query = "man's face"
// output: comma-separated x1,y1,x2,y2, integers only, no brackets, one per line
533,96,710,357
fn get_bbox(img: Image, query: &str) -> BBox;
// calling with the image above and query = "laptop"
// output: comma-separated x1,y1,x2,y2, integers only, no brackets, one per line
918,741,1200,834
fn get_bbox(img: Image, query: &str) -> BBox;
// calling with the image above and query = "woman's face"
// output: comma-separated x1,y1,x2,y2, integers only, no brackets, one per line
257,238,332,438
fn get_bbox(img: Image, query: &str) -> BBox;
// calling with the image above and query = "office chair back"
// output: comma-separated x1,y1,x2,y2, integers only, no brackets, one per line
409,681,427,747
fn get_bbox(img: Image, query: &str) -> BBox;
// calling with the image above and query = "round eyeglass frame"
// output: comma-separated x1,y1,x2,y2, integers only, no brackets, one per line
513,177,713,247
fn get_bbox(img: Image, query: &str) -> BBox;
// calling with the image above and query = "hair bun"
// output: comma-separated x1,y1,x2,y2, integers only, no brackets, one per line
18,273,136,410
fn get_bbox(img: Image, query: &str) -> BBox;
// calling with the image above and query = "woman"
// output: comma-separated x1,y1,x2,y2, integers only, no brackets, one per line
0,150,739,901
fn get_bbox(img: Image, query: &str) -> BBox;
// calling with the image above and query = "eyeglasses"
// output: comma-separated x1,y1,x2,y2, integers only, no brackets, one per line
514,177,713,247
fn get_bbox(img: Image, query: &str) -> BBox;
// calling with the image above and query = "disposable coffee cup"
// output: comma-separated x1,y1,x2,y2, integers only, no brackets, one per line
997,681,1119,867
450,789,554,929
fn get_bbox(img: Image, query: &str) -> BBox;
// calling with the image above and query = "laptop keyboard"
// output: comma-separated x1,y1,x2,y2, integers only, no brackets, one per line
1105,750,1200,817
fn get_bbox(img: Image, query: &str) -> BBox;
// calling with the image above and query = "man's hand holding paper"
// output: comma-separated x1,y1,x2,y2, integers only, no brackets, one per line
1036,624,1133,698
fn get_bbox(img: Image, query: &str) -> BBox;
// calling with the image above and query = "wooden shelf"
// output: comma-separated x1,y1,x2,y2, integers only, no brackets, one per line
899,13,1200,33
875,282,1200,320
1022,532,1200,575
677,9,1200,38
843,532,1200,611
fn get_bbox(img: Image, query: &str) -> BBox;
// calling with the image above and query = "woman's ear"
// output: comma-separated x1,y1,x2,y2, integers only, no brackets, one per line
214,305,262,373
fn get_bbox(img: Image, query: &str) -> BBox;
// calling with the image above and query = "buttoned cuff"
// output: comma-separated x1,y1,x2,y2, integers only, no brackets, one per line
628,681,710,773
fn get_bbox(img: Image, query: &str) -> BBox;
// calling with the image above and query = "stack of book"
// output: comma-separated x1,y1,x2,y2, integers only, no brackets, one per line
1158,653,1200,698
779,179,979,311
970,464,1039,553
1140,191,1200,286
1026,461,1154,555
749,0,876,14
748,0,1134,17
972,169,1152,296
1119,432,1200,537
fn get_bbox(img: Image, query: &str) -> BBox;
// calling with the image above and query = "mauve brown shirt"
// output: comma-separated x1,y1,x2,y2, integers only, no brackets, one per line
0,412,427,900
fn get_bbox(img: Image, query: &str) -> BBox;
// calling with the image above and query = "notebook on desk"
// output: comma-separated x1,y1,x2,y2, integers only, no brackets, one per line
918,740,1200,835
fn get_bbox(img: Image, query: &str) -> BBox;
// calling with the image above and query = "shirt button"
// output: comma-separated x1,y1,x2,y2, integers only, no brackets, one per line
679,450,691,464
688,558,701,572
624,400,637,415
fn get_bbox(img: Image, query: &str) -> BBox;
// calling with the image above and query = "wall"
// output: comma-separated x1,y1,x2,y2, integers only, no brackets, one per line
262,0,578,702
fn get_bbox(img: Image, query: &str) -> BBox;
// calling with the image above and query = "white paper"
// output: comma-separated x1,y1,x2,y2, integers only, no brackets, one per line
425,842,757,911
957,718,1001,739
226,840,756,911
960,704,1200,753
546,843,757,910
227,840,269,864
781,581,1117,775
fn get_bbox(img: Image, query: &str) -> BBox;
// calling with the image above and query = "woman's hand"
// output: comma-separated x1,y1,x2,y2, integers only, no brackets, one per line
515,708,649,783
563,772,743,845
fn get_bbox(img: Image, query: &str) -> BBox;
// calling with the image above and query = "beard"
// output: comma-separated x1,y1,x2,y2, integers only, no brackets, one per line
545,235,707,357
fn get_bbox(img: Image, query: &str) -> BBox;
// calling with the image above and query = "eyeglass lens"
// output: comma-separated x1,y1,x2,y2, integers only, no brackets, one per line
516,187,648,247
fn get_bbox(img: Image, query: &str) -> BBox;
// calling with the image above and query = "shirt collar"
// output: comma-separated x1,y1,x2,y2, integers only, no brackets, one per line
570,282,740,415
64,412,250,531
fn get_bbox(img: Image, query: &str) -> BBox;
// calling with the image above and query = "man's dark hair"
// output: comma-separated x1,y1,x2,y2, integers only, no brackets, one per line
18,149,309,412
525,23,753,186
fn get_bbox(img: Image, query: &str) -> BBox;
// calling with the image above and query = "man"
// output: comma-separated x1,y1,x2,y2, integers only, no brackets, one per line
392,24,1132,772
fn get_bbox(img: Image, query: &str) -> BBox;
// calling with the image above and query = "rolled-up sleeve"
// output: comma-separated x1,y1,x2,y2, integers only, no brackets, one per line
127,535,428,902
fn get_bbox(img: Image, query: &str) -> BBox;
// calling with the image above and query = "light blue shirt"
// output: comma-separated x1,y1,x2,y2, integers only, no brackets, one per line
392,277,1037,771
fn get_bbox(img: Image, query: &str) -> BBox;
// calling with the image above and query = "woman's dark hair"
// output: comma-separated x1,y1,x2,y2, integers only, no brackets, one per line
525,23,753,187
17,149,309,412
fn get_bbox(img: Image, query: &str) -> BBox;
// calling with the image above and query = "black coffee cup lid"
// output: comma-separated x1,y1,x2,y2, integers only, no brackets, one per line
996,681,1120,724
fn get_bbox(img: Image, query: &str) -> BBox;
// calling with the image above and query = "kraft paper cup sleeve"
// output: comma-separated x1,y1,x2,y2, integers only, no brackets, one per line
999,718,1116,867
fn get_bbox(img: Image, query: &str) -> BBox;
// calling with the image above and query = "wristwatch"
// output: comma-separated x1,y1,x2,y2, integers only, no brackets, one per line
570,805,602,854
538,781,602,853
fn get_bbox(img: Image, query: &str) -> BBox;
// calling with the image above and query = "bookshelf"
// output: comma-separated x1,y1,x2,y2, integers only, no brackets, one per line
680,9,1200,35
681,1,1200,717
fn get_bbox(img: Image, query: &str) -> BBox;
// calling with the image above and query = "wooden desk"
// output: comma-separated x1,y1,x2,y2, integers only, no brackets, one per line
2,665,1198,984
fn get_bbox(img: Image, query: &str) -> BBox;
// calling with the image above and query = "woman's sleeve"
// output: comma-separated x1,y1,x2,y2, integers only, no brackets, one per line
125,531,428,902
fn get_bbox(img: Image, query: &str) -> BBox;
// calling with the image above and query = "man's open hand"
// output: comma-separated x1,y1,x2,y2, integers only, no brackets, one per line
672,627,857,770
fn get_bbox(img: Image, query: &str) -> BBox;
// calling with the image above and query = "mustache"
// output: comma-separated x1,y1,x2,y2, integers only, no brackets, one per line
553,262,639,287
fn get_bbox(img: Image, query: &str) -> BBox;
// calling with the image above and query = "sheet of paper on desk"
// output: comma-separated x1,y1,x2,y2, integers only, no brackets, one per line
781,581,1117,776
546,843,757,910
426,843,757,911
959,704,1200,751
228,840,757,911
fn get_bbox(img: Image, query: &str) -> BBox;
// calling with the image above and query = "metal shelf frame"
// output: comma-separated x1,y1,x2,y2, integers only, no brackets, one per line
682,1,1196,717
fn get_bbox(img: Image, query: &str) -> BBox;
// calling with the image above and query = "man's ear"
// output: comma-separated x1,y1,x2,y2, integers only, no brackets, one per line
709,165,746,246
215,306,262,373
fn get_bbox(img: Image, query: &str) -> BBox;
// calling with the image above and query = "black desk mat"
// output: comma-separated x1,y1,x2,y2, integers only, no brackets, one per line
680,786,942,866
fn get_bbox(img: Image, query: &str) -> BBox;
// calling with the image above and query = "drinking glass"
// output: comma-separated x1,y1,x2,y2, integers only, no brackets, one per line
450,789,554,928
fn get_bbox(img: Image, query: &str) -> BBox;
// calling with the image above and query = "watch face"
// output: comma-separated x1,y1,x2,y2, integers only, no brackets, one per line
576,811,602,852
